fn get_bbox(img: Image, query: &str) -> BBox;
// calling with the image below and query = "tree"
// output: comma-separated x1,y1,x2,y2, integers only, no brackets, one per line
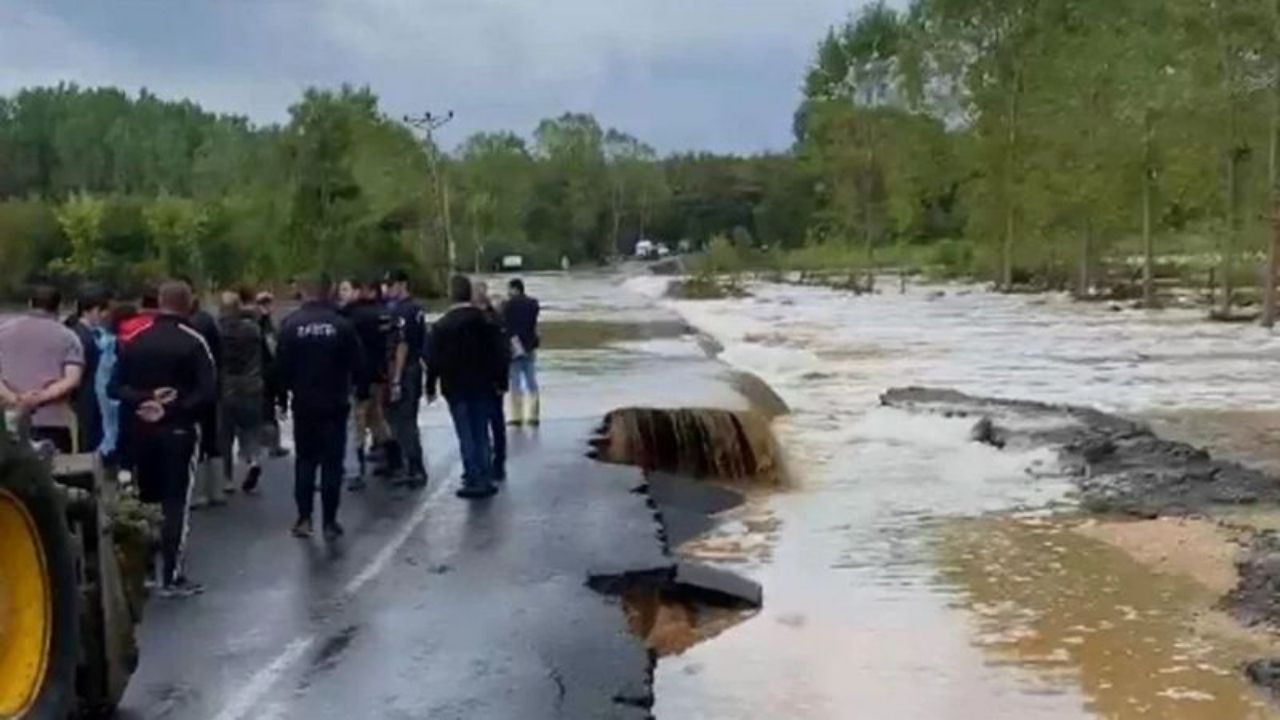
54,191,106,275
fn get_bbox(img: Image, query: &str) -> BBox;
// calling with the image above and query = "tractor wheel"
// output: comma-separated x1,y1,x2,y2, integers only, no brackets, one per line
0,441,78,719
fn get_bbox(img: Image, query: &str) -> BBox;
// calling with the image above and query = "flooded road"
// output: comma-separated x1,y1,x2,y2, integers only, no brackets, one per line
596,276,1280,719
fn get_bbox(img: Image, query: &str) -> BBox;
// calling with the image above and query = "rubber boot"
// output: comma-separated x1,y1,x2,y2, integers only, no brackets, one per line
526,393,541,427
507,393,525,426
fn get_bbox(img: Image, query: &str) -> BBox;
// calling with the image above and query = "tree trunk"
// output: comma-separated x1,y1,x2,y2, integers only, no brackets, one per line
1221,152,1238,316
1142,111,1156,309
1077,226,1092,299
1213,0,1239,317
863,180,875,293
471,204,481,274
1264,0,1280,328
864,118,877,294
1002,72,1021,292
611,181,623,256
441,177,455,271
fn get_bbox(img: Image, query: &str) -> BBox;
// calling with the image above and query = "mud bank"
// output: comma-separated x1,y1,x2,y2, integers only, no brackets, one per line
884,386,1280,698
881,386,1280,518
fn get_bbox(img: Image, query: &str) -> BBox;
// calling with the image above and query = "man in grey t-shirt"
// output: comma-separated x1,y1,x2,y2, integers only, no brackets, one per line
0,285,86,451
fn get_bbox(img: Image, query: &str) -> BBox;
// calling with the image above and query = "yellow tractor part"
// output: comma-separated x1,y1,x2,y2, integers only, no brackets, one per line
0,487,51,717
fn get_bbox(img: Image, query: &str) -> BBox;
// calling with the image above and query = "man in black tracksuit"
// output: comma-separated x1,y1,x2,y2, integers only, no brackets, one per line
277,275,365,540
109,281,216,599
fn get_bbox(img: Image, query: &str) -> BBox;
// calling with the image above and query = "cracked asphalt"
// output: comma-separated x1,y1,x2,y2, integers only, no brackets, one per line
111,273,755,720
116,417,666,720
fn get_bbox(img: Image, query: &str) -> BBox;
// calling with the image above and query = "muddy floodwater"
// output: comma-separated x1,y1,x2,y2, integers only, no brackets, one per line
525,272,1280,719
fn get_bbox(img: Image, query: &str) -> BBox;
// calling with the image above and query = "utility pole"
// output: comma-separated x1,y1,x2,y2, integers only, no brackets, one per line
404,110,456,272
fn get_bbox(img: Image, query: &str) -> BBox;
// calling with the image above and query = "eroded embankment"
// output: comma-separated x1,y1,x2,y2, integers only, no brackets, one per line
589,407,786,487
586,407,781,662
883,386,1280,697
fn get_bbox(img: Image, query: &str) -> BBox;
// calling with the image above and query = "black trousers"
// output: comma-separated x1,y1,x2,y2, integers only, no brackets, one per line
487,392,506,472
134,426,196,585
294,409,348,526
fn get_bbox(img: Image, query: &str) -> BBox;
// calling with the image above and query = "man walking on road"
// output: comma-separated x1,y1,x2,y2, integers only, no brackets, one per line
384,269,429,488
254,291,290,459
187,295,224,509
428,275,508,499
109,280,216,598
473,281,511,481
277,274,365,540
217,292,266,494
503,278,541,426
0,285,86,452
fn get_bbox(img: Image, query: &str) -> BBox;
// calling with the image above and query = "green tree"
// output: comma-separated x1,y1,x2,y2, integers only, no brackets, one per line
54,191,106,275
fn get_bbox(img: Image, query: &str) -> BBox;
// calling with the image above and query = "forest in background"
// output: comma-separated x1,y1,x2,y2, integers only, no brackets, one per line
0,85,800,298
4,0,1280,314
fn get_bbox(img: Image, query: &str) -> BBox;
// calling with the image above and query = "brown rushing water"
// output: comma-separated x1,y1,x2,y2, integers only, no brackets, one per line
496,273,1280,719
941,517,1278,720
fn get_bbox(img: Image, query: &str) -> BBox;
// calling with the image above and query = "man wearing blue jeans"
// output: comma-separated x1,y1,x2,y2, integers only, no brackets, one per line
502,278,541,426
427,275,508,500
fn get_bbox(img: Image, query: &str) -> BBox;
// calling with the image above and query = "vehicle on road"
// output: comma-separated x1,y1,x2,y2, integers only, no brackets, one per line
1,411,153,719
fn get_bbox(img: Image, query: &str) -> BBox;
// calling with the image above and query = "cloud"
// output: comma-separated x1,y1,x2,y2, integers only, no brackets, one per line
0,0,867,154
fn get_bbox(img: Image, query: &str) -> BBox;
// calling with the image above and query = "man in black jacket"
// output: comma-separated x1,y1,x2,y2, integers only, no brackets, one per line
502,278,541,426
109,280,216,599
254,290,290,459
217,292,266,494
427,275,507,500
277,274,366,540
187,296,224,508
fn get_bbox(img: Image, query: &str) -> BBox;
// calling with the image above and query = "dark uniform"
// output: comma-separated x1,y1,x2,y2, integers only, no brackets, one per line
277,300,365,534
344,297,396,478
388,297,428,483
109,313,216,591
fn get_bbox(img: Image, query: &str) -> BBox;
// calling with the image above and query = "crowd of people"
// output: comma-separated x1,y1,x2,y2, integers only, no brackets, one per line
0,271,541,600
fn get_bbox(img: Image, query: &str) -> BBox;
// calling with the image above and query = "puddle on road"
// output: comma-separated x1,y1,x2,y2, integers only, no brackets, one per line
938,517,1279,719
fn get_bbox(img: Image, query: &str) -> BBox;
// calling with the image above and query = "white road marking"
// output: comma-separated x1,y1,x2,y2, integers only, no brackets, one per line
210,458,460,720
342,462,457,598
210,637,315,720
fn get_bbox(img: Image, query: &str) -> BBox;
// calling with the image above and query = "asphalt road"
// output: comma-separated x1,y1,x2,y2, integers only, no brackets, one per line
116,417,667,720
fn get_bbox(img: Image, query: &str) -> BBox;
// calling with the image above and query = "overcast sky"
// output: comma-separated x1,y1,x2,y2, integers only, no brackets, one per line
0,0,874,155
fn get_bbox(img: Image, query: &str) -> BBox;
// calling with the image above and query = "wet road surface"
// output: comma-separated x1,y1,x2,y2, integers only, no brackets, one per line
118,419,666,720
116,272,759,720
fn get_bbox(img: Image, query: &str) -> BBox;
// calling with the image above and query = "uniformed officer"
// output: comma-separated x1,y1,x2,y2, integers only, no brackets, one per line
383,269,428,488
277,273,366,540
